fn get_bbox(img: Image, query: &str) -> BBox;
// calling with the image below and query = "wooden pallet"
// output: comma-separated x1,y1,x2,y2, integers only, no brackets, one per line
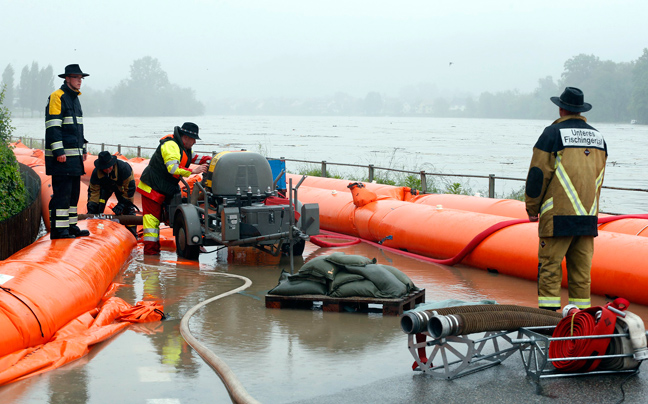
265,289,425,316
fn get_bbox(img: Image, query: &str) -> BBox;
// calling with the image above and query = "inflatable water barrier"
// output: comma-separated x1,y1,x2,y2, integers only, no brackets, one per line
3,144,172,385
285,174,648,307
287,174,648,237
0,219,167,385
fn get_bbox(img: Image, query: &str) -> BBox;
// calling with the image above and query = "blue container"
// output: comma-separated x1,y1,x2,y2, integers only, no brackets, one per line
268,159,287,190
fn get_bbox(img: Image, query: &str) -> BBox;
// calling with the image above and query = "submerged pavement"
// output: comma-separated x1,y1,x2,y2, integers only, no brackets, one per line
3,241,647,404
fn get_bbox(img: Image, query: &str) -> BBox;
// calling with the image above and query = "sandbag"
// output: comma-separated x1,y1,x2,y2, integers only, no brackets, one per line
269,270,328,296
381,264,417,293
329,270,366,294
325,251,375,267
272,253,415,299
298,256,343,282
345,264,407,298
329,280,380,298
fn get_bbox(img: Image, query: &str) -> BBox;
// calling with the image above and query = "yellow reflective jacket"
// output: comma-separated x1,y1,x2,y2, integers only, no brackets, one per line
525,115,607,237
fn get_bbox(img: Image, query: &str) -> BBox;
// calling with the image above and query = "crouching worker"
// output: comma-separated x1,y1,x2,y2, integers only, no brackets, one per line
87,151,138,237
137,122,211,255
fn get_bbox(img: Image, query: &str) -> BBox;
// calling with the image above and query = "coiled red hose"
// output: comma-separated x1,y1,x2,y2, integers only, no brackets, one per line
549,304,619,372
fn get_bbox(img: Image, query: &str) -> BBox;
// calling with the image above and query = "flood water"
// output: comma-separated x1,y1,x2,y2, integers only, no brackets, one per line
11,115,648,213
4,238,648,404
6,115,648,402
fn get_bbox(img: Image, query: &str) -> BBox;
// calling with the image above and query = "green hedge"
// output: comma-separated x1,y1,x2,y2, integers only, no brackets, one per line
0,85,27,221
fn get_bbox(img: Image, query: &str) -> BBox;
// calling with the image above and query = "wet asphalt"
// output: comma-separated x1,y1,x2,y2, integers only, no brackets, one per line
3,240,648,404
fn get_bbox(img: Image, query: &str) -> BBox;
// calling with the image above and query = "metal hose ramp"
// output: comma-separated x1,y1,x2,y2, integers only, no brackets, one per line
179,273,261,404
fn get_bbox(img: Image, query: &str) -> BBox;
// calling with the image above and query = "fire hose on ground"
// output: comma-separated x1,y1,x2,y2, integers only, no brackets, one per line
179,273,261,404
550,299,648,372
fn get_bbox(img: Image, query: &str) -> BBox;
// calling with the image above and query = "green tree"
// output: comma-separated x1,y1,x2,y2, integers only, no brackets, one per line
1,64,15,109
0,85,27,220
16,62,54,117
476,91,496,118
586,61,633,122
560,54,601,88
39,64,54,110
80,86,112,116
17,65,30,116
111,56,204,116
531,76,560,119
28,62,40,116
631,48,648,124
363,91,383,115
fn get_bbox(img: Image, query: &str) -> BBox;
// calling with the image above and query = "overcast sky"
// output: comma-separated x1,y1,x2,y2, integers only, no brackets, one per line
3,0,648,103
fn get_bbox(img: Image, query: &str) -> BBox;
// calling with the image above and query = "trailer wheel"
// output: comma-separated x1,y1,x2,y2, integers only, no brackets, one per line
282,238,306,256
174,214,200,260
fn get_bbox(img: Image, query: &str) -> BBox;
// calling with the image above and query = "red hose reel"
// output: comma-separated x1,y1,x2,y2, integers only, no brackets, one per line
549,298,629,372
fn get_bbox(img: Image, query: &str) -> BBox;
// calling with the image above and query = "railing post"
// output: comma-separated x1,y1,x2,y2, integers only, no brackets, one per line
101,143,105,152
489,174,495,198
368,164,374,182
118,144,122,154
137,146,141,158
420,171,427,194
29,138,33,148
321,161,327,178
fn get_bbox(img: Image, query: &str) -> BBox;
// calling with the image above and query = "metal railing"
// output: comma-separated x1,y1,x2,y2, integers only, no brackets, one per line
279,158,648,207
282,157,506,197
11,136,648,206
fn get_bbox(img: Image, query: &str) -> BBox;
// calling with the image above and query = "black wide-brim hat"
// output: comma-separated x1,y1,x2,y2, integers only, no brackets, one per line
58,64,90,78
177,122,200,140
94,151,117,170
550,87,592,113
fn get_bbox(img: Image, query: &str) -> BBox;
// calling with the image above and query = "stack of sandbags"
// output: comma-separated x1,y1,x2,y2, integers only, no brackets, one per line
269,252,417,298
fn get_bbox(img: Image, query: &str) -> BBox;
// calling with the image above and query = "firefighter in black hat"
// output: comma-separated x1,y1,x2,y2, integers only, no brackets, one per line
136,122,211,255
45,64,91,239
87,151,138,237
525,87,607,312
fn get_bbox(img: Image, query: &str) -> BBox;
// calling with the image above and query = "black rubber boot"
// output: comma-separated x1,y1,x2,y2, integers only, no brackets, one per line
51,214,75,239
69,225,90,237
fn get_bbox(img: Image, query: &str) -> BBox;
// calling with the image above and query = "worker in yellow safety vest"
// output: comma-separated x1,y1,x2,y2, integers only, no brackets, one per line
525,87,607,312
136,122,211,255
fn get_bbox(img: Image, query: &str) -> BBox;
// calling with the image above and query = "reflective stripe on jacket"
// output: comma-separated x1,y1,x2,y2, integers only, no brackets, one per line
44,83,87,176
525,115,607,237
139,129,193,198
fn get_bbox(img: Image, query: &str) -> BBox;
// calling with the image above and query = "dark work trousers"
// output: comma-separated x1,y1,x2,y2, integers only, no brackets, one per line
49,175,81,237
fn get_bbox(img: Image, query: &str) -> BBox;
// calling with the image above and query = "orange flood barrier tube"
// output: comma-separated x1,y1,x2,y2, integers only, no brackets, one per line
0,221,140,384
294,183,648,307
0,220,136,358
287,174,648,237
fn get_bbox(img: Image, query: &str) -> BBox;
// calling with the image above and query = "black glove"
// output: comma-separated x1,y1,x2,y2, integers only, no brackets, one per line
112,203,125,216
124,204,137,215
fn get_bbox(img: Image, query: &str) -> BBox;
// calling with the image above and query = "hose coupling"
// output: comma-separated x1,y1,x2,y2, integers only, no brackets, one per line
400,310,432,335
428,314,461,339
562,304,579,318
